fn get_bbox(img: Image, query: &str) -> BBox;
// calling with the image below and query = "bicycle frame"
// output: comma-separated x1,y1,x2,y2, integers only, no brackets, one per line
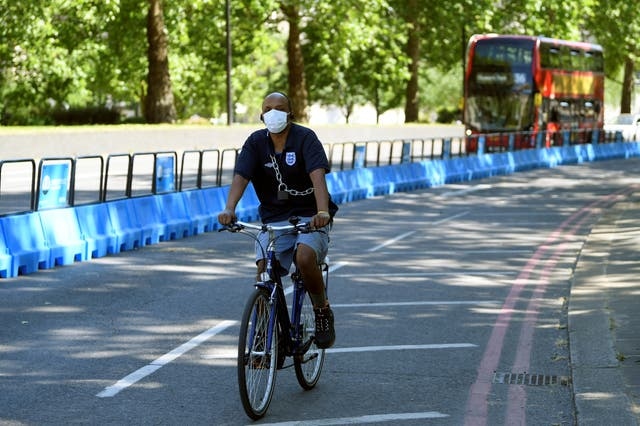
253,229,309,363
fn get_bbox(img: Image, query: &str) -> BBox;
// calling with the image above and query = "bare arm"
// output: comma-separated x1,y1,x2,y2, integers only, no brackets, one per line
309,168,331,228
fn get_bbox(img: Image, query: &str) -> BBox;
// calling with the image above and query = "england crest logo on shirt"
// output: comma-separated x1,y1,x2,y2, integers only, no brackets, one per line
285,152,296,166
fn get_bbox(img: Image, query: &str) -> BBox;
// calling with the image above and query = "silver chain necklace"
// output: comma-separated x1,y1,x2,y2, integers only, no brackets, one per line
270,154,314,196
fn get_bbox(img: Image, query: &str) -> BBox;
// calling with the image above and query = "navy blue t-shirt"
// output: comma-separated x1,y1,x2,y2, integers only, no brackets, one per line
234,123,338,223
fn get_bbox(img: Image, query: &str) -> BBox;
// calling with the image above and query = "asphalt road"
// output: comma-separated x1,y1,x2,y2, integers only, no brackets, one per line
2,156,639,425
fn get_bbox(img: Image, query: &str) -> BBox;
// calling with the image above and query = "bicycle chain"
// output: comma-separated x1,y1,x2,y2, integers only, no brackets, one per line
270,154,314,196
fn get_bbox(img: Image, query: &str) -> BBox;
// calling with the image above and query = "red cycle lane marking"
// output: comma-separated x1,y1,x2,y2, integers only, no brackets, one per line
463,188,632,426
505,212,591,424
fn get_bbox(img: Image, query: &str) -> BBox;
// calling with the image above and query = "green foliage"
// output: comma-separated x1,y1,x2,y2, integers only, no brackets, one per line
585,0,640,74
0,0,638,125
304,0,410,122
420,67,463,123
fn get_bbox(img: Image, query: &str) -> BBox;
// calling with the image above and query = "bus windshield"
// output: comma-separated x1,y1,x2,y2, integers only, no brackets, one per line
466,38,535,132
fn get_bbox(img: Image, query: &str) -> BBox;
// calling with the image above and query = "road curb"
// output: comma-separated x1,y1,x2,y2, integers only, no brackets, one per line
569,194,639,425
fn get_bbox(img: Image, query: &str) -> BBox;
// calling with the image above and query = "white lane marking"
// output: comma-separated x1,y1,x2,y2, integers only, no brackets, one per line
96,320,237,398
204,342,476,360
98,262,348,398
328,262,347,274
326,343,476,353
284,261,348,295
367,231,415,252
449,249,532,254
334,271,513,278
361,248,533,254
441,184,491,197
256,411,449,425
332,300,500,308
365,211,469,253
432,210,469,224
202,350,237,359
532,187,553,194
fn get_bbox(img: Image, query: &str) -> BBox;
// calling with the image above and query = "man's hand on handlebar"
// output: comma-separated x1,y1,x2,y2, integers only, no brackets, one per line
218,208,237,226
310,211,331,229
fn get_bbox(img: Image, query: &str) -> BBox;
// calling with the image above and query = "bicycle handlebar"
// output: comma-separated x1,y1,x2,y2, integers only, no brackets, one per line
219,220,312,234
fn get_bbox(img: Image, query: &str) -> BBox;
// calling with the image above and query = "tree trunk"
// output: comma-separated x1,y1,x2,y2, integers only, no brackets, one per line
374,85,381,124
621,55,634,114
282,3,308,122
145,0,176,124
404,0,420,123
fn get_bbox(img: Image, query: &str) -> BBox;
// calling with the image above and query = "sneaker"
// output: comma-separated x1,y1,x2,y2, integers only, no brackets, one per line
313,306,335,349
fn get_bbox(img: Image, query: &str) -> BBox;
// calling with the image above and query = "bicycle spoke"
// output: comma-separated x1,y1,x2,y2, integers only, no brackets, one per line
238,289,277,420
294,287,325,389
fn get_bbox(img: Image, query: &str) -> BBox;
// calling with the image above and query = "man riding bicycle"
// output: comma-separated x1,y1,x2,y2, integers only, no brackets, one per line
217,91,338,349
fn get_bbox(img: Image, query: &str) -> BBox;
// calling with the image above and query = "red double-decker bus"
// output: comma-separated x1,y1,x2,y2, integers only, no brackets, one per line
463,34,605,152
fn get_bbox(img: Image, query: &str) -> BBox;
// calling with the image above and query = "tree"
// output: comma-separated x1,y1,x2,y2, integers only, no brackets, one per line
356,9,409,123
586,0,640,114
303,0,409,123
403,0,420,122
3,0,638,126
0,1,115,124
279,1,309,121
144,0,176,123
392,0,484,123
102,0,148,115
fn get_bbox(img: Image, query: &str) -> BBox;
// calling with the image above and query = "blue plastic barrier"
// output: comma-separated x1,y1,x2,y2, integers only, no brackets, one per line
443,158,465,182
427,161,446,187
369,167,393,196
235,183,260,221
393,164,416,192
400,163,425,191
325,172,349,203
39,208,88,266
340,170,367,201
130,195,167,246
0,222,14,278
75,203,118,258
2,141,640,279
156,192,192,240
201,186,227,228
0,212,50,276
200,183,259,224
107,199,142,252
181,190,214,235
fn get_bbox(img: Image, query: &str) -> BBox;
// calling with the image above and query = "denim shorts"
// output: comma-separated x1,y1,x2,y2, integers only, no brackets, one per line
255,217,330,276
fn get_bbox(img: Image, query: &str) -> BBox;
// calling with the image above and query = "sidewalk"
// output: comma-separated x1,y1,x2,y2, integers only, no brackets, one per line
569,188,640,425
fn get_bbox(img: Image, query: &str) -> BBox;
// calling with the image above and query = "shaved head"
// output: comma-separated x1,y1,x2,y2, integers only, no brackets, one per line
262,92,292,113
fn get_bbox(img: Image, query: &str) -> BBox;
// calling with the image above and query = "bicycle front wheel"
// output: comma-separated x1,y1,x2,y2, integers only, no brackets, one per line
294,290,326,389
238,288,278,420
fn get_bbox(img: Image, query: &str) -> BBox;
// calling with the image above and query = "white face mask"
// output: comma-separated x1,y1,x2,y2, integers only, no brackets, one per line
262,109,289,134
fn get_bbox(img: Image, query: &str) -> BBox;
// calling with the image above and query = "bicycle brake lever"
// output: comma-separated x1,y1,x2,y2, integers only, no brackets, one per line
297,223,312,233
219,223,243,232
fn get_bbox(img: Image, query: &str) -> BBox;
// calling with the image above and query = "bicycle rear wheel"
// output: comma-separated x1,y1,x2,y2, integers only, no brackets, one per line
294,264,328,389
238,288,278,420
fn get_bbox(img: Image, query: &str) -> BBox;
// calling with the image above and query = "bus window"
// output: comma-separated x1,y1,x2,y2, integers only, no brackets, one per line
570,50,581,71
582,101,596,122
586,51,604,72
548,47,561,69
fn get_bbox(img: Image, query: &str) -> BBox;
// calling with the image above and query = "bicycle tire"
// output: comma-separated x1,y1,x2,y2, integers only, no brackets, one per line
237,288,278,420
294,264,328,389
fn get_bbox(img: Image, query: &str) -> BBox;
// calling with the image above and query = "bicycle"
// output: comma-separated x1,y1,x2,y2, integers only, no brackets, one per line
220,217,330,420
